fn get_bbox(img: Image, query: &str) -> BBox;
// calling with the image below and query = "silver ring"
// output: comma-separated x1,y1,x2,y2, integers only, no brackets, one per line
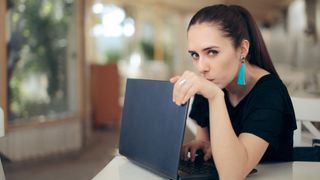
179,79,187,86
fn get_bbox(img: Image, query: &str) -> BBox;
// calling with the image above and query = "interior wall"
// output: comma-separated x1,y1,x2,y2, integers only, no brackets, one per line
0,0,87,162
0,120,82,161
266,0,320,97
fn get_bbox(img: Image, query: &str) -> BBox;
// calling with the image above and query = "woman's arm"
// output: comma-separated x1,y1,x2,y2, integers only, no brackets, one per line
195,126,210,141
171,73,268,178
208,91,268,179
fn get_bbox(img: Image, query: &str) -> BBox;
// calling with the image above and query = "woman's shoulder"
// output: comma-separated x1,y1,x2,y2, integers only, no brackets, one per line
252,74,287,95
247,74,292,111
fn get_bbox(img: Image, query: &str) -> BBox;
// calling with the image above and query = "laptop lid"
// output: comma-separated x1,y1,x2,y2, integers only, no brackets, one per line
119,78,189,180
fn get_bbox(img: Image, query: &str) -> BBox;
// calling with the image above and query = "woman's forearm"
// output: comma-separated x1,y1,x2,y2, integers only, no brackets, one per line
208,91,249,179
195,126,210,141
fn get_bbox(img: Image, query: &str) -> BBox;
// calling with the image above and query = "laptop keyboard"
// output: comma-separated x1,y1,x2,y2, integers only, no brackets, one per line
178,159,216,175
179,159,258,177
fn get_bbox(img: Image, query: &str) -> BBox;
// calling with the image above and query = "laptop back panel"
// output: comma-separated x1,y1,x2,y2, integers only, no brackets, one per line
119,79,189,180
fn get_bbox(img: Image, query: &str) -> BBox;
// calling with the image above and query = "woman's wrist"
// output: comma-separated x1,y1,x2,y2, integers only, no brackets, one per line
207,89,224,103
195,137,210,142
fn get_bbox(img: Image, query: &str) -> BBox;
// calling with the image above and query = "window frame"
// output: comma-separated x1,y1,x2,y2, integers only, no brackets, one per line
0,0,87,130
0,0,8,132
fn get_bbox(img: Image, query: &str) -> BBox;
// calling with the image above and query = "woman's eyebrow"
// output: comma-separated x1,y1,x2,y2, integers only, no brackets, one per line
202,46,219,51
188,46,219,53
188,50,196,54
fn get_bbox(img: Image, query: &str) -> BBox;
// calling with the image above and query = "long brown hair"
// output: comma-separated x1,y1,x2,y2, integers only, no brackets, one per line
188,4,279,77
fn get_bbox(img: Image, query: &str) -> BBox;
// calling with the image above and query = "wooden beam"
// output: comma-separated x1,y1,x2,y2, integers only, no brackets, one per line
77,0,92,146
117,0,292,21
154,9,164,61
0,0,7,131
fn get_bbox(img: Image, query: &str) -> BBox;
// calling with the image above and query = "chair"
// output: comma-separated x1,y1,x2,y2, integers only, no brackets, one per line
90,64,122,127
291,97,320,146
186,96,320,147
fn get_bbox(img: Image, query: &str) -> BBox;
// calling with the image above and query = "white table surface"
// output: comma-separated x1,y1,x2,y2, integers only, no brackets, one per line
93,156,320,180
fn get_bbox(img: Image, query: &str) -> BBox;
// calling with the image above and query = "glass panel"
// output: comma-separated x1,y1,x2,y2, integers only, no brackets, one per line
7,0,77,123
90,3,135,64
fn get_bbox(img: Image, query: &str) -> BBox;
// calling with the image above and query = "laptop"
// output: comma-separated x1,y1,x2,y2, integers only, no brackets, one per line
119,79,256,179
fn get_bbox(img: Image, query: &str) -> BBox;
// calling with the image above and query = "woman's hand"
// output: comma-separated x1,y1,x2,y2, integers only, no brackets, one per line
170,71,221,105
181,139,212,162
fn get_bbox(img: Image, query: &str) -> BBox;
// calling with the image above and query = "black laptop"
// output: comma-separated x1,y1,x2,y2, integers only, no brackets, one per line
119,78,220,179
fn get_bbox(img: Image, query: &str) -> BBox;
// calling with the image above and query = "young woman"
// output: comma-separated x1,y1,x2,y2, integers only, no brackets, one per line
170,4,297,179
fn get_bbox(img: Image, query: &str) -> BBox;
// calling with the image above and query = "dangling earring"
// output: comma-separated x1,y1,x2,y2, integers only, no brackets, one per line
237,56,246,86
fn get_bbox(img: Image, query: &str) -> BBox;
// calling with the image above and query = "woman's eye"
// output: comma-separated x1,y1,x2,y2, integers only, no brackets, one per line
190,53,199,60
208,50,218,56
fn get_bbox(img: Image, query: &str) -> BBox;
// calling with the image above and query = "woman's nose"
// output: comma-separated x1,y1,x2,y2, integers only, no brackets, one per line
197,58,210,73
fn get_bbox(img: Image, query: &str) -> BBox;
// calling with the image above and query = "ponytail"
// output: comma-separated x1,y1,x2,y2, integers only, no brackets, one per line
233,6,279,77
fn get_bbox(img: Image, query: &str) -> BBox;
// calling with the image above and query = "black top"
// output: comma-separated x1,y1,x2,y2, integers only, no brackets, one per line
189,74,297,162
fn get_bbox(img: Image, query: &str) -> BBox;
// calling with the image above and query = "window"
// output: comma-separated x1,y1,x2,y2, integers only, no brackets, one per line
90,3,135,64
7,0,78,123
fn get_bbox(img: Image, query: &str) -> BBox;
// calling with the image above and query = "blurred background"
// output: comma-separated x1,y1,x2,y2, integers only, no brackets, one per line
0,0,319,179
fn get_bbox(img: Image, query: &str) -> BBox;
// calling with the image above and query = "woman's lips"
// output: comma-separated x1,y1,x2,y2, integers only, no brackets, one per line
208,79,218,85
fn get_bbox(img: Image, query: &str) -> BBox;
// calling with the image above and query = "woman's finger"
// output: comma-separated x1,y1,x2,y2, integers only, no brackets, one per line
184,147,190,161
175,80,193,105
173,71,194,105
202,143,212,161
181,84,197,105
172,74,190,105
181,144,190,160
183,145,191,161
204,151,212,161
170,76,180,83
190,147,198,162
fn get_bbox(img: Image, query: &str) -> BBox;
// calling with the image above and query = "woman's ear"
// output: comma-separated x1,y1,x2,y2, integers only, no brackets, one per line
240,39,250,57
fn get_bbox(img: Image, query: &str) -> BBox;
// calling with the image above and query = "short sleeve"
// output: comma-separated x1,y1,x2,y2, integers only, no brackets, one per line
241,109,284,150
240,81,290,150
189,94,209,127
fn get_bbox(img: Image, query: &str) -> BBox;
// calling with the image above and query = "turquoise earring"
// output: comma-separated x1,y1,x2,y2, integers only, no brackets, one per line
237,56,246,86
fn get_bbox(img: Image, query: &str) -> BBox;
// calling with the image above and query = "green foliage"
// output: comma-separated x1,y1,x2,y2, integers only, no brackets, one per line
140,40,154,60
105,49,122,64
8,0,74,121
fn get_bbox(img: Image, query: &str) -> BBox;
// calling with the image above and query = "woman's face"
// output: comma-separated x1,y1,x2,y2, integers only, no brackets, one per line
187,23,243,89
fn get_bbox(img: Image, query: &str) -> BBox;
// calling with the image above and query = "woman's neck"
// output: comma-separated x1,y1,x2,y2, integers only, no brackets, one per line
225,64,269,106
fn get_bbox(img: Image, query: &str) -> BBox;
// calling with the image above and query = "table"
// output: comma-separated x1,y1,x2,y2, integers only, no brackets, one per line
93,156,320,180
